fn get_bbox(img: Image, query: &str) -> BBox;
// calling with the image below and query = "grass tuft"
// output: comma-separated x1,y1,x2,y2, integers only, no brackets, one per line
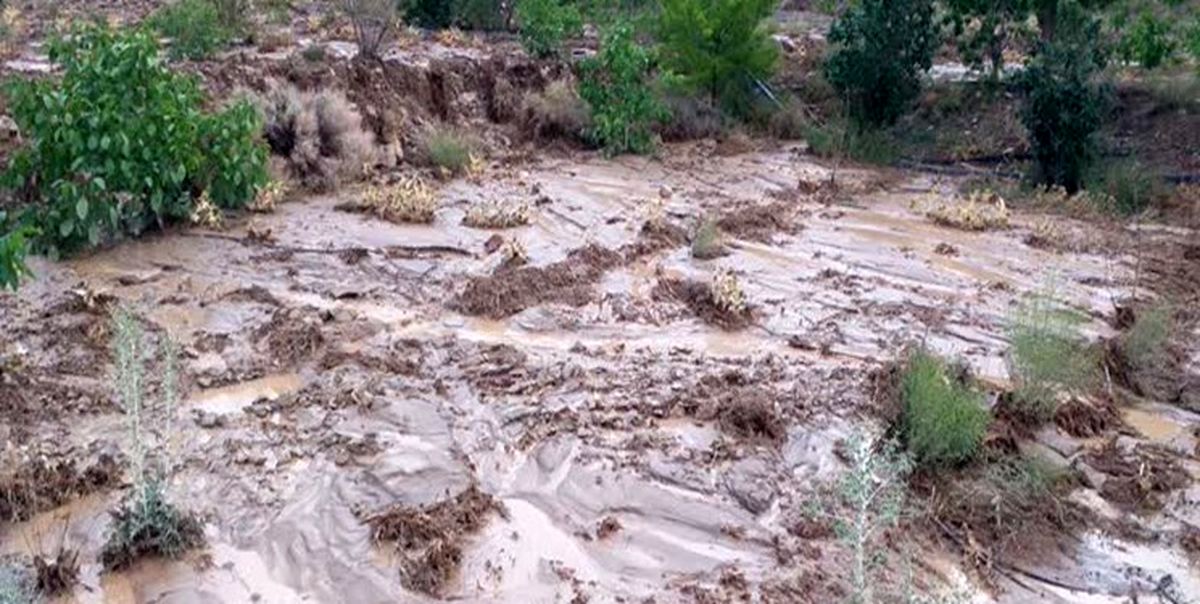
1008,292,1097,419
900,349,989,468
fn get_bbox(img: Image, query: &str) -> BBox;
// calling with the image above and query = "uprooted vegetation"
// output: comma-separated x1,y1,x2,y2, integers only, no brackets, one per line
462,199,532,229
653,271,755,330
342,176,440,224
920,189,1011,231
366,486,505,596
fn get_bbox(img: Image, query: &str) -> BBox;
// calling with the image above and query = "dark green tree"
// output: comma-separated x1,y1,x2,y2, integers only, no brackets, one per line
825,0,938,127
657,0,778,117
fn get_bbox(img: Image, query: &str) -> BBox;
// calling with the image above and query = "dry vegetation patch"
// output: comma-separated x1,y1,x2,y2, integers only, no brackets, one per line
920,189,1010,231
653,272,755,330
343,176,440,224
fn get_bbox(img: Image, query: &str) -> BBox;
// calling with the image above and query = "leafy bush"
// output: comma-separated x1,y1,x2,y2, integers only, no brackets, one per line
341,0,397,58
942,0,1028,79
255,82,376,191
101,308,204,570
515,0,582,58
1019,7,1108,193
0,219,33,291
900,349,989,468
1188,17,1200,66
404,0,455,28
1085,159,1163,215
1,26,268,261
147,0,231,60
825,0,938,127
657,0,778,117
579,22,666,155
1118,9,1175,70
1008,291,1097,419
420,127,477,175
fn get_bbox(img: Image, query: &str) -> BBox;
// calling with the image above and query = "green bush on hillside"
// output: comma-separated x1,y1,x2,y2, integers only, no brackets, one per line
1,26,267,268
147,0,231,60
579,22,666,155
515,0,582,58
657,0,778,118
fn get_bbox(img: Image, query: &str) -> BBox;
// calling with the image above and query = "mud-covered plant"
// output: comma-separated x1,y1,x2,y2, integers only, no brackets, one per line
710,269,746,314
341,0,396,59
808,433,912,604
101,308,203,571
421,128,476,177
657,0,778,118
515,0,581,58
691,217,725,259
579,22,666,155
900,350,989,468
1117,9,1175,70
255,82,375,191
1019,5,1108,193
1121,304,1172,370
1008,291,1096,419
147,0,231,60
825,0,938,127
361,176,440,224
1,25,267,260
519,80,590,141
463,200,531,228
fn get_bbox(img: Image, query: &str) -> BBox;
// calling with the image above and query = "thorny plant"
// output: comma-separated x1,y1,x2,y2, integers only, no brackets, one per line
807,432,913,604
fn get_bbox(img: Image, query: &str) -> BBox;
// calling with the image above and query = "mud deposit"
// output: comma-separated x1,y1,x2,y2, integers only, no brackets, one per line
2,147,1199,603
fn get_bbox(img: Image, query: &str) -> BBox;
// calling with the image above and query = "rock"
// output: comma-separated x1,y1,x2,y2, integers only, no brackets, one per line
1017,441,1072,473
193,410,226,429
1074,460,1108,490
722,456,778,515
659,184,674,200
772,34,798,53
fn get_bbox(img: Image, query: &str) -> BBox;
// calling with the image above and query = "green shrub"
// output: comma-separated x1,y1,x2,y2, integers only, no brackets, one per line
657,0,778,118
1085,159,1164,215
1008,291,1097,418
1,25,268,261
515,0,582,58
1188,17,1200,66
147,0,231,60
804,119,899,165
456,0,509,30
421,127,475,175
1118,9,1175,70
579,22,666,155
403,0,455,28
0,219,33,291
1019,6,1108,193
825,0,938,127
900,349,989,468
1122,304,1172,370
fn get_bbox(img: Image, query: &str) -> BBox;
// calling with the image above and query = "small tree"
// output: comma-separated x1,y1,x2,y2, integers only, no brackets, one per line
942,0,1029,80
403,0,455,28
1117,9,1174,70
515,0,582,58
824,0,938,127
342,0,397,59
1018,4,1108,192
657,0,778,117
579,23,666,155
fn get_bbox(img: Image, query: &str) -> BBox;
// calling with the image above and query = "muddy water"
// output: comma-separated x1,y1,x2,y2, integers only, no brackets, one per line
3,146,1197,602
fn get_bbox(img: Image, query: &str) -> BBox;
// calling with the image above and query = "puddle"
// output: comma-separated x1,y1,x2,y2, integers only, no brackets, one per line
190,374,304,415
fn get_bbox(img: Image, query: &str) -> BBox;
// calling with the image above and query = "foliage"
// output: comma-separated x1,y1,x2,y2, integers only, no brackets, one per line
0,563,34,604
804,119,899,165
255,82,375,191
0,218,32,291
456,0,509,31
900,350,989,468
211,0,251,31
1121,303,1172,370
1018,5,1108,193
421,127,476,175
519,80,590,140
657,0,778,117
341,0,397,58
1008,290,1097,418
101,308,203,570
147,0,231,60
1188,16,1200,66
691,217,725,259
825,0,938,127
404,0,455,28
942,0,1030,79
358,176,440,224
1,25,267,263
1084,159,1163,215
515,0,582,58
579,23,666,155
1117,9,1175,70
808,433,912,604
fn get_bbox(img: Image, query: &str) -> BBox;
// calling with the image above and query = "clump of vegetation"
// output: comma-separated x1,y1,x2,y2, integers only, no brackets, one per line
1008,291,1097,419
463,200,532,228
1121,303,1172,370
710,269,746,314
457,0,510,31
691,217,726,259
255,81,376,191
147,0,231,60
500,237,529,266
403,0,455,29
420,127,479,177
359,176,440,224
341,0,397,59
0,25,267,271
657,0,777,117
941,0,1028,81
0,563,34,604
900,350,989,468
518,80,590,141
1117,9,1175,70
0,222,33,291
922,189,1010,230
100,308,204,570
1084,159,1164,216
1019,5,1108,193
579,22,666,155
515,0,581,58
825,0,938,127
806,433,912,604
804,119,899,165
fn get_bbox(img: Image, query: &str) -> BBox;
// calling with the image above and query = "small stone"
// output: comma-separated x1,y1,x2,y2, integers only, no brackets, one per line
658,185,673,200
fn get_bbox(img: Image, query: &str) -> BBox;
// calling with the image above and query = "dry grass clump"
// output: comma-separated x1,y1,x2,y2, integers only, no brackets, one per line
500,238,528,267
255,80,376,192
358,176,440,224
248,180,286,213
710,269,747,314
519,80,590,141
189,192,224,229
922,189,1010,231
463,200,531,229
